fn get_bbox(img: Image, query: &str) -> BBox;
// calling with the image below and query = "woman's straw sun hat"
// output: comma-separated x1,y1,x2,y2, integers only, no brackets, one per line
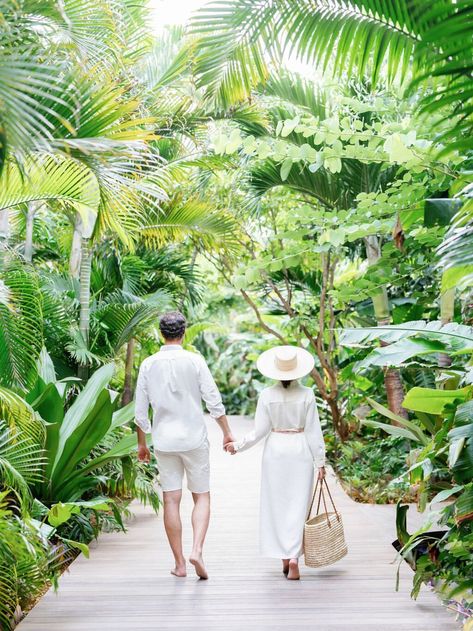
256,345,315,381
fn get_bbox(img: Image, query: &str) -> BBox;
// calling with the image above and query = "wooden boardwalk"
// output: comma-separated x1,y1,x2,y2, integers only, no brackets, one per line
19,416,458,631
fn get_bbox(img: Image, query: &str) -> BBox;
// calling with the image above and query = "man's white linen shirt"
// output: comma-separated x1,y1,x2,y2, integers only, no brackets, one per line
134,345,225,452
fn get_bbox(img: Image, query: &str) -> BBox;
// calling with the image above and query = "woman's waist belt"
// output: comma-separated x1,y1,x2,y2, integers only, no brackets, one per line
271,428,304,433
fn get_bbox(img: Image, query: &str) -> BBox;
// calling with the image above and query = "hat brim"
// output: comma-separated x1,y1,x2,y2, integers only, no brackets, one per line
256,346,315,381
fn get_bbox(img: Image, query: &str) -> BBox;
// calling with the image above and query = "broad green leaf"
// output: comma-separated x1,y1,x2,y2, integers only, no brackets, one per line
402,387,472,414
47,502,80,527
362,419,420,442
359,338,445,368
430,485,463,505
441,266,473,292
366,397,429,445
280,158,292,181
111,401,135,430
383,134,414,163
52,389,114,493
448,438,466,467
74,432,152,478
62,538,90,558
51,363,115,476
424,198,462,227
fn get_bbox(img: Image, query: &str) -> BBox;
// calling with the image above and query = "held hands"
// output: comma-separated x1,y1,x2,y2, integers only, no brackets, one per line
223,434,235,454
317,466,326,480
224,442,237,455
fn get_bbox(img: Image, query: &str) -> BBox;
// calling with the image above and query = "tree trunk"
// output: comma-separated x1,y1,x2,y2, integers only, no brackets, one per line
70,219,83,279
122,338,136,405
365,235,408,420
78,238,92,382
24,202,37,263
327,397,349,442
439,286,455,368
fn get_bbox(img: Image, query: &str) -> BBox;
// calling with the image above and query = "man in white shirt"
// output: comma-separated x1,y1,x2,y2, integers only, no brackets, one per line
135,311,233,580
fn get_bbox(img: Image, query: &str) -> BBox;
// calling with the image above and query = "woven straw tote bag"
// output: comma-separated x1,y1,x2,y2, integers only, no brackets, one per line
304,477,348,568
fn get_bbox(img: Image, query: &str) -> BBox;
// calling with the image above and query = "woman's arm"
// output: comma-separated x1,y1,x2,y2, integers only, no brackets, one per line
228,393,271,454
305,390,326,468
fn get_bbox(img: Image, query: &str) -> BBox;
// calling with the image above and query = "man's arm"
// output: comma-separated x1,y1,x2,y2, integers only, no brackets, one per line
215,414,234,450
135,363,151,463
198,358,234,449
136,426,150,463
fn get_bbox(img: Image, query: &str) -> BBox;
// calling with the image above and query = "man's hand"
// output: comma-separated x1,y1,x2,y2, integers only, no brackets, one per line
137,444,151,463
223,433,235,451
317,466,326,480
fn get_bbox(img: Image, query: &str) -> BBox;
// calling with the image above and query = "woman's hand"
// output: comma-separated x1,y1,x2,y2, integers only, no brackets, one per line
317,466,326,480
225,442,237,455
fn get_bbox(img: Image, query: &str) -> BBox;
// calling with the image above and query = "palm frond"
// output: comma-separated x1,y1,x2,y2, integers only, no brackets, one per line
188,0,427,104
411,1,473,154
19,0,120,67
189,1,276,107
0,50,65,165
140,195,238,249
0,386,45,447
0,258,44,390
91,291,170,352
0,423,45,503
0,155,100,216
262,71,327,120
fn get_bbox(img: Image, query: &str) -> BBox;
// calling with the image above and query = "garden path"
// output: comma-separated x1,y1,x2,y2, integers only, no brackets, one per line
18,416,459,631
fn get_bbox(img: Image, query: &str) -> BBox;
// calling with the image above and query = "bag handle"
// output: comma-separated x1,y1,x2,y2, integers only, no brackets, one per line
307,477,340,527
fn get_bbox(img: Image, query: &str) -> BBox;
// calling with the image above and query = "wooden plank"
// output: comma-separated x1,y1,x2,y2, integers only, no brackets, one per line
17,416,459,631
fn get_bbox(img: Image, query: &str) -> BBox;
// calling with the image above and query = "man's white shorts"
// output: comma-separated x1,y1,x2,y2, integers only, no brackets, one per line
155,439,210,493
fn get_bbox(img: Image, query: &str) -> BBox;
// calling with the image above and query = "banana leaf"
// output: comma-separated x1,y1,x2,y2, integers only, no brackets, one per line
402,387,472,414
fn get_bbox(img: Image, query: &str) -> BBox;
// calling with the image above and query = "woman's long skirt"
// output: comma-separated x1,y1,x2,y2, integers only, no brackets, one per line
259,432,315,559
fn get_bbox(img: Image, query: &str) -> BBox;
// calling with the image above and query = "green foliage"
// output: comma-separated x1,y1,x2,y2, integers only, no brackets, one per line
1,0,473,623
0,256,44,390
333,436,414,504
0,493,61,631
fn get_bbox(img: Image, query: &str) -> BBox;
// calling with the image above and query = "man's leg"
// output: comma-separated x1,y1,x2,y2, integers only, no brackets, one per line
189,491,210,579
163,490,187,577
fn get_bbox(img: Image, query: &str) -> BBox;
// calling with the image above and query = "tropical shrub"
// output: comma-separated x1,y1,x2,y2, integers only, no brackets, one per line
341,321,473,615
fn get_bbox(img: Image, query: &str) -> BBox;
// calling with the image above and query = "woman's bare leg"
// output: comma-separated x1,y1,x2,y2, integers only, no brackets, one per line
282,559,290,575
287,558,300,580
189,491,210,579
163,490,187,577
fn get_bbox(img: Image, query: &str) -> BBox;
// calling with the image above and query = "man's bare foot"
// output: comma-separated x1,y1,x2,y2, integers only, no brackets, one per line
189,554,208,580
287,558,300,580
171,564,187,577
282,559,289,576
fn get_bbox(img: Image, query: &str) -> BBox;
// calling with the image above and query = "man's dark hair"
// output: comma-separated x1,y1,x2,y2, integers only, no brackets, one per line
159,311,187,340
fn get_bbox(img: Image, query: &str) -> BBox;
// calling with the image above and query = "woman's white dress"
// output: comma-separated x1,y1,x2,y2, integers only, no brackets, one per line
234,381,325,559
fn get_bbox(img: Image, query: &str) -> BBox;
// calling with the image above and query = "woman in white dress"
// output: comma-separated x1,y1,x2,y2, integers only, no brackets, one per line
226,345,326,580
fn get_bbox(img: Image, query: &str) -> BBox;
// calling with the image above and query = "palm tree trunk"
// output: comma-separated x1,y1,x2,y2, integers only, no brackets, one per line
78,237,92,381
439,285,455,368
70,219,83,278
24,202,37,263
365,236,408,419
122,338,136,405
